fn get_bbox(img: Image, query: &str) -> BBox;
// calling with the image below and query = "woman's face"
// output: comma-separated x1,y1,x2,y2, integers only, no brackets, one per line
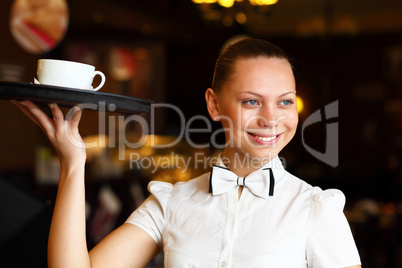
215,57,298,166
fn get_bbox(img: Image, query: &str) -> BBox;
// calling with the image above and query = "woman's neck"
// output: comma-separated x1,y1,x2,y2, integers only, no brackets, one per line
220,150,276,177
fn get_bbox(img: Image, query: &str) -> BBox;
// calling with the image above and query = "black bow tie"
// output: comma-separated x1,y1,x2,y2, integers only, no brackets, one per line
209,166,275,198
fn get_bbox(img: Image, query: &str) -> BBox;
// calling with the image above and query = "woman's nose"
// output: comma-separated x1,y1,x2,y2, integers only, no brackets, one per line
257,106,278,128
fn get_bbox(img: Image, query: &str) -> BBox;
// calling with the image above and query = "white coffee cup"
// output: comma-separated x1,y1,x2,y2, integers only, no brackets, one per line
37,59,106,91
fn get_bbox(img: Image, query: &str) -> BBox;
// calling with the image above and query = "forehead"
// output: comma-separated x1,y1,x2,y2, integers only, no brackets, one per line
226,57,295,94
233,56,292,76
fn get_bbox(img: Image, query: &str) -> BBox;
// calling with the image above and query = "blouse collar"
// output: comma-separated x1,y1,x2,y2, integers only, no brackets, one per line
216,154,286,183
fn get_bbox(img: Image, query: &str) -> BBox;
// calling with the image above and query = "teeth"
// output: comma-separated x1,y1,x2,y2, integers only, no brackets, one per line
255,135,276,142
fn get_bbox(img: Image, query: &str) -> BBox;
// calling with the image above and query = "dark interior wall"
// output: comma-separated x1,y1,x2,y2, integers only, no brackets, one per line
0,0,42,171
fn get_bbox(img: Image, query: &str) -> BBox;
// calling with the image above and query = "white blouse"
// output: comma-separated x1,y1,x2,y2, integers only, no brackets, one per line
126,156,361,267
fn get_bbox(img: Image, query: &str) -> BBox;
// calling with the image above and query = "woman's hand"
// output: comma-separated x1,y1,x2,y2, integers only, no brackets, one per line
11,100,86,166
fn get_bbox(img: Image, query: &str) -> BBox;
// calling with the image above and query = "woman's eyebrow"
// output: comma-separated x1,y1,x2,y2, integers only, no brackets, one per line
239,91,296,97
279,91,296,97
240,91,263,97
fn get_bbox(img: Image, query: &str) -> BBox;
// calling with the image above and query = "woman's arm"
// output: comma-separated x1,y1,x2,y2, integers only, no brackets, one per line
89,223,160,268
12,101,159,268
13,100,91,267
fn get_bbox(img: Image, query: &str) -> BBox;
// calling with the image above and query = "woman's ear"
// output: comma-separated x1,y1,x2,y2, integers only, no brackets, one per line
205,88,221,121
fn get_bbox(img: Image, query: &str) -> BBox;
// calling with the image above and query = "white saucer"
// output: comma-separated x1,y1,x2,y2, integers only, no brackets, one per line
33,78,94,90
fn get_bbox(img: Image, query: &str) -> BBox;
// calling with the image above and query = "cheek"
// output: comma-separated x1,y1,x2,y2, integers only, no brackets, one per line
223,107,254,128
291,113,299,129
284,110,299,130
240,111,262,131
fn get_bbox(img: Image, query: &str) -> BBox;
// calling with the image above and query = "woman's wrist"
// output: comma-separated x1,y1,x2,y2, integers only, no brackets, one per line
59,157,86,176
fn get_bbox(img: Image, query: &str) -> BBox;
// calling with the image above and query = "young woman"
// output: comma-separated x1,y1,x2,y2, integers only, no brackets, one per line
13,38,361,267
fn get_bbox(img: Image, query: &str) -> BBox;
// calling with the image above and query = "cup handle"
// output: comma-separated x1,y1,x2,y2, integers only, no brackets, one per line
93,71,106,91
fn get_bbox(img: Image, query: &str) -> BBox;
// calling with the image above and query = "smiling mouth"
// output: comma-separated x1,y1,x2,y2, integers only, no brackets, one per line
246,132,282,144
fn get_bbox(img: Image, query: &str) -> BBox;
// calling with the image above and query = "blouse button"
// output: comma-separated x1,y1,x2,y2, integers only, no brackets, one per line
220,261,227,267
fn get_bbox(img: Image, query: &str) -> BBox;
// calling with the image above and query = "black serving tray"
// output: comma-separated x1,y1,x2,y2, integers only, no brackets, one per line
0,81,153,114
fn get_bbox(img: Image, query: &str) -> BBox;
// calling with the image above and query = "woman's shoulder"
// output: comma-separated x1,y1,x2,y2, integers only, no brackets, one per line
279,170,346,206
278,169,316,194
310,188,346,211
305,188,359,266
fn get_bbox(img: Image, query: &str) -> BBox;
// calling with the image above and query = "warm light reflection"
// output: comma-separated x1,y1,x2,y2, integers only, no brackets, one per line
236,12,247,24
192,0,218,4
222,15,234,26
218,0,235,8
296,96,304,113
192,0,278,6
249,0,278,5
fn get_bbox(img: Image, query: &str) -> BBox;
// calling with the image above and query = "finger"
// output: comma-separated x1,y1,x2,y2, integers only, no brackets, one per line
64,110,85,150
20,100,55,135
48,103,65,130
69,106,82,129
11,100,45,130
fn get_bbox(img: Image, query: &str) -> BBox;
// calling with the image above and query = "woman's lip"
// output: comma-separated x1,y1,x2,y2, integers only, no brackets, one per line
247,132,278,137
247,132,282,145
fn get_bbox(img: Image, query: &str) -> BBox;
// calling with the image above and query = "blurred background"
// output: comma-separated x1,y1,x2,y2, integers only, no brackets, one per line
0,0,402,267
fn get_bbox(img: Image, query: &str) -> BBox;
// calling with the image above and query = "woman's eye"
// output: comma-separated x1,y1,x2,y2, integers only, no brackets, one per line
279,100,293,106
244,99,258,105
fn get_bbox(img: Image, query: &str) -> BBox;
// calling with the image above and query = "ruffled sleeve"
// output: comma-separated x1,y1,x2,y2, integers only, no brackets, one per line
125,181,173,248
306,189,361,267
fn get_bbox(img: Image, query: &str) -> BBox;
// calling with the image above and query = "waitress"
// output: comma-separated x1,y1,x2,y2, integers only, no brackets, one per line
13,38,361,267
